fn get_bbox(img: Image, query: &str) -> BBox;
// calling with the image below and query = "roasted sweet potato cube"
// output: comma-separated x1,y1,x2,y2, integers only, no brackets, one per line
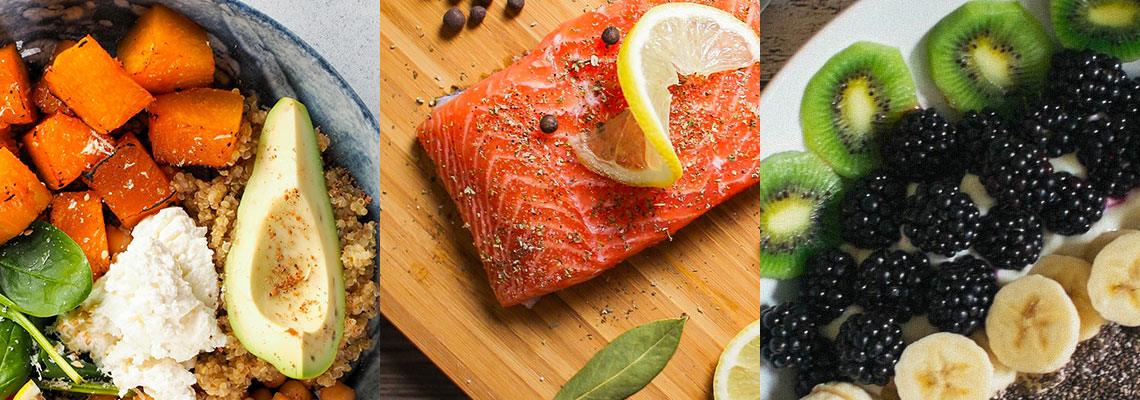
0,147,51,245
118,5,215,94
0,125,14,154
149,88,243,167
33,79,71,116
0,43,37,125
50,191,109,279
23,113,115,190
44,35,154,133
82,134,175,227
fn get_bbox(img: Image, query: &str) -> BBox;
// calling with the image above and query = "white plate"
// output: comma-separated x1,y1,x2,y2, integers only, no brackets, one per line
750,0,1140,398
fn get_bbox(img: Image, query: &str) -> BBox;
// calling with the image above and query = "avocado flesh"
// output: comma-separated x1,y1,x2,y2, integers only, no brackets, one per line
224,98,345,380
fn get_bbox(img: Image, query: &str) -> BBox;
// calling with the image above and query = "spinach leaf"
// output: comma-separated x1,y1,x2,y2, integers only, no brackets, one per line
0,297,84,384
36,346,101,382
0,319,30,398
0,220,93,317
554,317,687,400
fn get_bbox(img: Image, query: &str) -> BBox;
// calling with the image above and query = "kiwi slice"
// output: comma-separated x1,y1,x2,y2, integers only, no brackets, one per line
802,42,918,179
1053,0,1140,61
753,151,843,279
927,1,1052,112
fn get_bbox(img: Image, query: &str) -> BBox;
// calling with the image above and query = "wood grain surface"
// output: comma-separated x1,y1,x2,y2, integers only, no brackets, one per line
378,0,854,398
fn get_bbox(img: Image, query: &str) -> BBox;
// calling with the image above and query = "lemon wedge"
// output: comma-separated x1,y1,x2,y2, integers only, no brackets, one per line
13,381,44,400
572,3,762,188
713,319,763,400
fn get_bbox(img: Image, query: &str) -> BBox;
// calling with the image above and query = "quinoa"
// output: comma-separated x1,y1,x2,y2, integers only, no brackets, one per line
171,95,379,399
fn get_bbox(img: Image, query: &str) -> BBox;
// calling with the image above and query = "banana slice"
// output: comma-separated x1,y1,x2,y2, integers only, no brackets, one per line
985,274,1080,373
1089,231,1140,326
1084,229,1139,262
894,332,993,400
802,382,875,400
969,331,1016,398
1029,255,1108,341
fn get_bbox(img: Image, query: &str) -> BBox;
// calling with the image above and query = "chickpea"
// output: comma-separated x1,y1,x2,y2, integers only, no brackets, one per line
262,372,287,388
272,394,291,400
278,380,314,400
318,382,355,400
251,388,273,400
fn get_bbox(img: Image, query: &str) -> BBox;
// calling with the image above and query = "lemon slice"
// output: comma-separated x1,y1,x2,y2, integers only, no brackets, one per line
713,319,763,400
572,3,762,188
13,381,44,400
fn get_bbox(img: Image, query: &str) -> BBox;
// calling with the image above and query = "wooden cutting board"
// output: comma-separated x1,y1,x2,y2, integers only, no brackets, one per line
378,0,855,398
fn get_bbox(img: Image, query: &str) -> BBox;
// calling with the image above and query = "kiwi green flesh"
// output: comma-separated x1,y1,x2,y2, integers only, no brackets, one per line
928,1,1052,112
802,41,918,179
753,152,843,279
1053,0,1140,61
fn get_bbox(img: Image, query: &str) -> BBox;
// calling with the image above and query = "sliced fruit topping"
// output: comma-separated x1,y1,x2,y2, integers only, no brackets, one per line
1088,231,1140,326
712,319,762,400
894,332,994,400
581,3,760,188
985,274,1080,373
1053,0,1140,61
801,42,917,178
927,1,1052,112
969,331,1018,398
800,381,874,400
1084,229,1140,261
752,152,843,278
1029,255,1108,341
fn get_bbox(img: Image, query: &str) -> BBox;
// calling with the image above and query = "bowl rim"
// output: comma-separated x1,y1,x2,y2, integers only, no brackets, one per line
216,0,380,137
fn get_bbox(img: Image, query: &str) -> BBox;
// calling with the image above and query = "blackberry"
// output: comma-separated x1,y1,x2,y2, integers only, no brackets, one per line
794,338,844,397
1018,100,1082,157
834,312,904,385
881,108,963,181
758,302,820,369
901,182,981,256
1077,114,1140,197
957,108,1012,173
855,249,931,319
1042,172,1106,235
927,256,997,335
839,172,906,249
974,206,1044,270
979,140,1055,213
800,249,857,321
1046,50,1128,116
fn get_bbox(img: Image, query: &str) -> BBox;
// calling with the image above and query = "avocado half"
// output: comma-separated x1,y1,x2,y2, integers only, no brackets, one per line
224,98,345,380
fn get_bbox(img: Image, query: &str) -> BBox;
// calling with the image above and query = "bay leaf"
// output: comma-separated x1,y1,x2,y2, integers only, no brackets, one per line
554,316,687,400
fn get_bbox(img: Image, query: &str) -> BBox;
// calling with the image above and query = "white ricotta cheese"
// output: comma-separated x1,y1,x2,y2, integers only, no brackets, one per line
57,207,225,400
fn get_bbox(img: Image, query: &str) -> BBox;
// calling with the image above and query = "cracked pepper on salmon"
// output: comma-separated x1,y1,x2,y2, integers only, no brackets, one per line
417,0,771,306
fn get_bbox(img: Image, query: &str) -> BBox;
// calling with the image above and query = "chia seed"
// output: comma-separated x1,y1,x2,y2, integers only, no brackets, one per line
997,324,1140,399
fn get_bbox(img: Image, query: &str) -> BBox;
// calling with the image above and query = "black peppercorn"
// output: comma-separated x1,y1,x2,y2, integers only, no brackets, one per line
469,5,487,26
602,26,620,46
540,115,558,133
443,8,466,30
507,0,525,12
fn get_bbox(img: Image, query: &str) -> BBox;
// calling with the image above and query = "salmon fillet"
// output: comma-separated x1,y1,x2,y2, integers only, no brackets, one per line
417,0,770,306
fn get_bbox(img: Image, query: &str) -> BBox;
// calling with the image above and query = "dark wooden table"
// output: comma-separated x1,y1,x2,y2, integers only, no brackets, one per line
377,0,854,398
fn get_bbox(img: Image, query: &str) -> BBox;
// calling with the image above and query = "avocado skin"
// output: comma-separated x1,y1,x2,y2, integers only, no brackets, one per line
224,98,346,380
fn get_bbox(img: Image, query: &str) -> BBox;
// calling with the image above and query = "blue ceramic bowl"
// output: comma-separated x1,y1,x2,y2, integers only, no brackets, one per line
0,0,381,395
